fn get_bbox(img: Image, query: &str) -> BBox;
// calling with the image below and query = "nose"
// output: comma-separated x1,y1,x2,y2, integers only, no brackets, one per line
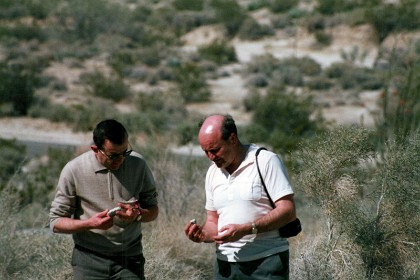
206,151,216,161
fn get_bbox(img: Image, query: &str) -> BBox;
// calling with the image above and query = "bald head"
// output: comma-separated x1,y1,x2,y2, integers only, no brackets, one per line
198,114,243,173
198,114,237,141
199,115,224,140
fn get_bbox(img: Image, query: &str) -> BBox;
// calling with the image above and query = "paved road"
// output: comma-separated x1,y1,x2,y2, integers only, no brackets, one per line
17,139,78,157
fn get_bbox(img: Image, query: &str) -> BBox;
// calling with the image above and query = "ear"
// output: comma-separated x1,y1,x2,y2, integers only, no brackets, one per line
229,133,238,144
91,145,98,152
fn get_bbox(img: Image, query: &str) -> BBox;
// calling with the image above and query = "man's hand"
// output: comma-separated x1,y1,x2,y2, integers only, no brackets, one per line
115,202,139,223
90,209,114,230
213,223,250,244
184,219,205,243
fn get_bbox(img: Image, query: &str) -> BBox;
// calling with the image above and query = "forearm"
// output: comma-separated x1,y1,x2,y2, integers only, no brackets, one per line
253,195,296,233
201,222,218,243
52,217,92,234
139,206,158,222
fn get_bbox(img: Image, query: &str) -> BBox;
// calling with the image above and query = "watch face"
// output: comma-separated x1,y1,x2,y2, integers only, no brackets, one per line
252,223,257,234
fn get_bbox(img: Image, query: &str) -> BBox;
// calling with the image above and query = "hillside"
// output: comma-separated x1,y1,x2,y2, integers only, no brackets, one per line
0,0,419,148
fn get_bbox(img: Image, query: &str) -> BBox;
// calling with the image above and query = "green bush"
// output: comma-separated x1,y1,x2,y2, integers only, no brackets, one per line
172,11,215,35
365,0,420,42
314,30,332,46
70,100,119,132
282,56,322,76
269,0,299,13
272,66,304,87
237,18,275,40
316,0,365,15
0,25,47,41
0,63,35,116
28,95,77,125
244,55,321,87
324,63,384,90
306,76,333,90
295,126,419,279
53,0,132,43
173,0,204,11
244,86,325,154
9,148,74,208
0,139,27,187
198,40,237,65
173,62,211,103
210,0,247,37
82,70,131,102
243,90,262,111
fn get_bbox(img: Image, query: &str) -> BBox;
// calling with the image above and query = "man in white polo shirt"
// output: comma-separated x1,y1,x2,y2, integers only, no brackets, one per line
185,114,297,279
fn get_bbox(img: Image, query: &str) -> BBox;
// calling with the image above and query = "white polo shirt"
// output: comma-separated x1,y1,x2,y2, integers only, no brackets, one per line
205,144,293,262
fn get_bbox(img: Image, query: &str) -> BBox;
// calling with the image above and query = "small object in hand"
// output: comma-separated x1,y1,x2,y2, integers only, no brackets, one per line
108,206,122,217
190,219,196,224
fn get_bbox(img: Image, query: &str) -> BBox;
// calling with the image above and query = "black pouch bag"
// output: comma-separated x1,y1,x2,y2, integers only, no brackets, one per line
256,148,302,238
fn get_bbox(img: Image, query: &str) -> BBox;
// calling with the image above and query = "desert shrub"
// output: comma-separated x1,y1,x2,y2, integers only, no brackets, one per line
275,66,304,87
8,147,74,208
339,67,383,90
0,0,27,19
120,90,190,136
294,126,419,279
365,0,420,42
243,89,262,111
306,76,334,90
108,49,139,76
173,62,211,103
305,14,326,33
314,30,332,46
210,0,247,37
0,25,47,41
131,4,153,23
244,53,282,76
0,186,73,279
173,0,204,11
246,73,269,88
0,139,27,188
172,11,215,35
243,86,325,155
316,0,365,15
198,40,237,65
0,0,55,20
53,0,132,43
282,56,322,77
82,70,131,102
269,0,299,13
27,95,76,125
0,62,35,116
237,17,275,40
324,62,383,90
244,54,321,88
376,61,420,146
71,100,119,132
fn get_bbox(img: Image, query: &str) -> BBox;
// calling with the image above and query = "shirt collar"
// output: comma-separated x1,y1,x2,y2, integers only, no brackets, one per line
89,151,109,173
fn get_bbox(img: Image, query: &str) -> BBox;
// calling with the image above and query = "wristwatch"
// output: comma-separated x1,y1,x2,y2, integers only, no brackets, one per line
135,208,142,222
251,222,258,234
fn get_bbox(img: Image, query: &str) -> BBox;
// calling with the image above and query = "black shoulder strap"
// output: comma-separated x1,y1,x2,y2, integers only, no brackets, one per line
255,147,276,209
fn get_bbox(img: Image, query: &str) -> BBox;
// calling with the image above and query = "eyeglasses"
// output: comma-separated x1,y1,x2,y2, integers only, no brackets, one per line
98,144,132,161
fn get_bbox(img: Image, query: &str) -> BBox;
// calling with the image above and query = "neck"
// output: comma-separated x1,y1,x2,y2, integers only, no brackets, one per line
226,144,249,174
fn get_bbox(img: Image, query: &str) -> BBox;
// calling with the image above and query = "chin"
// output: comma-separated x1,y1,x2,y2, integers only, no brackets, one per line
108,164,122,170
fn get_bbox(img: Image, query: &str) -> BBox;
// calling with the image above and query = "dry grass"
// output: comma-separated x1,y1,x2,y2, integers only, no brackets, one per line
1,134,418,279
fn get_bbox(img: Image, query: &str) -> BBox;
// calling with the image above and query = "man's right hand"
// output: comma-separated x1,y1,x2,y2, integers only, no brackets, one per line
91,209,114,230
184,220,205,243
